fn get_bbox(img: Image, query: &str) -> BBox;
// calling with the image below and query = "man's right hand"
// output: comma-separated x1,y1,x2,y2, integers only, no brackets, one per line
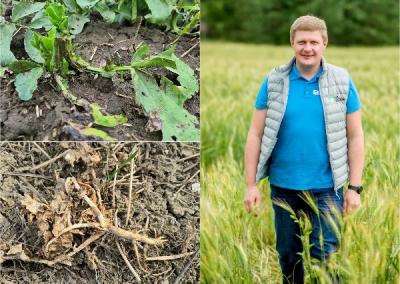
244,186,261,213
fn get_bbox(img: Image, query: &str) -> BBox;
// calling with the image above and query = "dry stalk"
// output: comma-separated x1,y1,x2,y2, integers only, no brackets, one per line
17,149,71,172
80,191,166,246
116,240,141,283
132,240,149,273
145,251,195,261
45,223,103,253
125,158,135,226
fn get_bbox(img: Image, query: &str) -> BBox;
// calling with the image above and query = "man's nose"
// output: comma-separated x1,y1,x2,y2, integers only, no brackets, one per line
303,43,312,51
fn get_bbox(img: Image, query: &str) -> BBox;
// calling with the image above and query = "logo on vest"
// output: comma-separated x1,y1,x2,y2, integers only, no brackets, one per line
336,96,345,102
312,90,319,96
327,96,345,104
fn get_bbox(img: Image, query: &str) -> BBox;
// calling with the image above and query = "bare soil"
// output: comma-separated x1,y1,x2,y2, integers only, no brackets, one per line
0,20,199,141
0,142,200,283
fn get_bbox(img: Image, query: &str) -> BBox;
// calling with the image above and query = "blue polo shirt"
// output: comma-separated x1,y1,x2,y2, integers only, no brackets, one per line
255,63,361,190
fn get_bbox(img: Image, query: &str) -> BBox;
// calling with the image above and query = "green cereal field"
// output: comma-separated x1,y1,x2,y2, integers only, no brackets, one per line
200,42,399,283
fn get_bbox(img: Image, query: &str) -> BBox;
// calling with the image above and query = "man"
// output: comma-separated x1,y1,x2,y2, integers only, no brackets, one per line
243,15,364,284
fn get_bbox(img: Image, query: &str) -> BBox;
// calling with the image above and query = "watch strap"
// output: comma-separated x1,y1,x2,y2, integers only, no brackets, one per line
348,184,363,194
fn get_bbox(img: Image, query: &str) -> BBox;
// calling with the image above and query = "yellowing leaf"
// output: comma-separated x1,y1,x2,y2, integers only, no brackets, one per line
80,127,116,141
90,103,128,127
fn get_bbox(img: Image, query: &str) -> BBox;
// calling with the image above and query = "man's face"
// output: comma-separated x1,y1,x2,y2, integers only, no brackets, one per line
291,30,327,69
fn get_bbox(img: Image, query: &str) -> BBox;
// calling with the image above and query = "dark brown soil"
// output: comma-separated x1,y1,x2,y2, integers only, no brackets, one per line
0,142,200,283
0,20,199,141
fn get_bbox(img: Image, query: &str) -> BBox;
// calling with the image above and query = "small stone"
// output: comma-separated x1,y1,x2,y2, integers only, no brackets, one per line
191,183,200,193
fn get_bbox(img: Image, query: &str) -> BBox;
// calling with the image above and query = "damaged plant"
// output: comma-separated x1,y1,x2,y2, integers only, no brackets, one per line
1,1,199,141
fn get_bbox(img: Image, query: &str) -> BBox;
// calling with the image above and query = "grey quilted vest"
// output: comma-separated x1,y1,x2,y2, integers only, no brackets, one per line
256,57,350,190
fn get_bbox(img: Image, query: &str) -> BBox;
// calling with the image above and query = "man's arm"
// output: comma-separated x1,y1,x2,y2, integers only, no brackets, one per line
347,110,364,185
244,109,267,212
344,110,364,214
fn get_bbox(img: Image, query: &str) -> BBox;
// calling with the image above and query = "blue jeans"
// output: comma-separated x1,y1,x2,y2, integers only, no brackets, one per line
270,184,343,284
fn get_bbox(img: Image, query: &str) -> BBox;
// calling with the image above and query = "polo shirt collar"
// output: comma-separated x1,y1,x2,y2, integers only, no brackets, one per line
289,60,323,82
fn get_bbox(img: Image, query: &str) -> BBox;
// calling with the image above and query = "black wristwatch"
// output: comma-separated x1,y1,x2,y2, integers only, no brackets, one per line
348,184,363,194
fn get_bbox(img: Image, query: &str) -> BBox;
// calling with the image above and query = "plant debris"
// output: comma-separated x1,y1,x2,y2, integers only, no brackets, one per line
0,142,199,283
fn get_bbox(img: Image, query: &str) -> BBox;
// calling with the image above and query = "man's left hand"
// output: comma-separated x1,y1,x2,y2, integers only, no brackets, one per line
344,189,361,215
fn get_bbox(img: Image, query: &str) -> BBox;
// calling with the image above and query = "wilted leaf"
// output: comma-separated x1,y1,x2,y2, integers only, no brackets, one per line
8,60,41,74
15,67,44,101
0,22,16,66
132,69,199,141
90,104,128,127
24,30,45,63
68,14,90,35
11,1,46,22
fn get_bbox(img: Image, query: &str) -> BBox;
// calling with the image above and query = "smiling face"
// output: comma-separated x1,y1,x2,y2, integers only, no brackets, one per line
291,30,327,71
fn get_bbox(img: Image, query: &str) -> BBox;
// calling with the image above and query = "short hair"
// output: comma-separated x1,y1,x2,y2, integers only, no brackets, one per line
290,15,328,44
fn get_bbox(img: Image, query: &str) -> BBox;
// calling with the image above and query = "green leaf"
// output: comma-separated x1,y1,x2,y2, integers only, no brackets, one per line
90,103,128,127
76,0,101,9
45,3,69,33
95,0,115,23
131,44,150,62
144,0,174,24
80,127,115,141
173,9,199,35
131,45,198,100
63,0,80,13
8,60,41,74
32,28,56,71
131,0,138,21
166,54,198,99
130,44,176,69
114,1,132,22
131,69,199,141
131,56,176,69
0,22,16,66
24,30,45,63
15,67,44,101
68,14,90,35
29,10,53,30
11,1,46,22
